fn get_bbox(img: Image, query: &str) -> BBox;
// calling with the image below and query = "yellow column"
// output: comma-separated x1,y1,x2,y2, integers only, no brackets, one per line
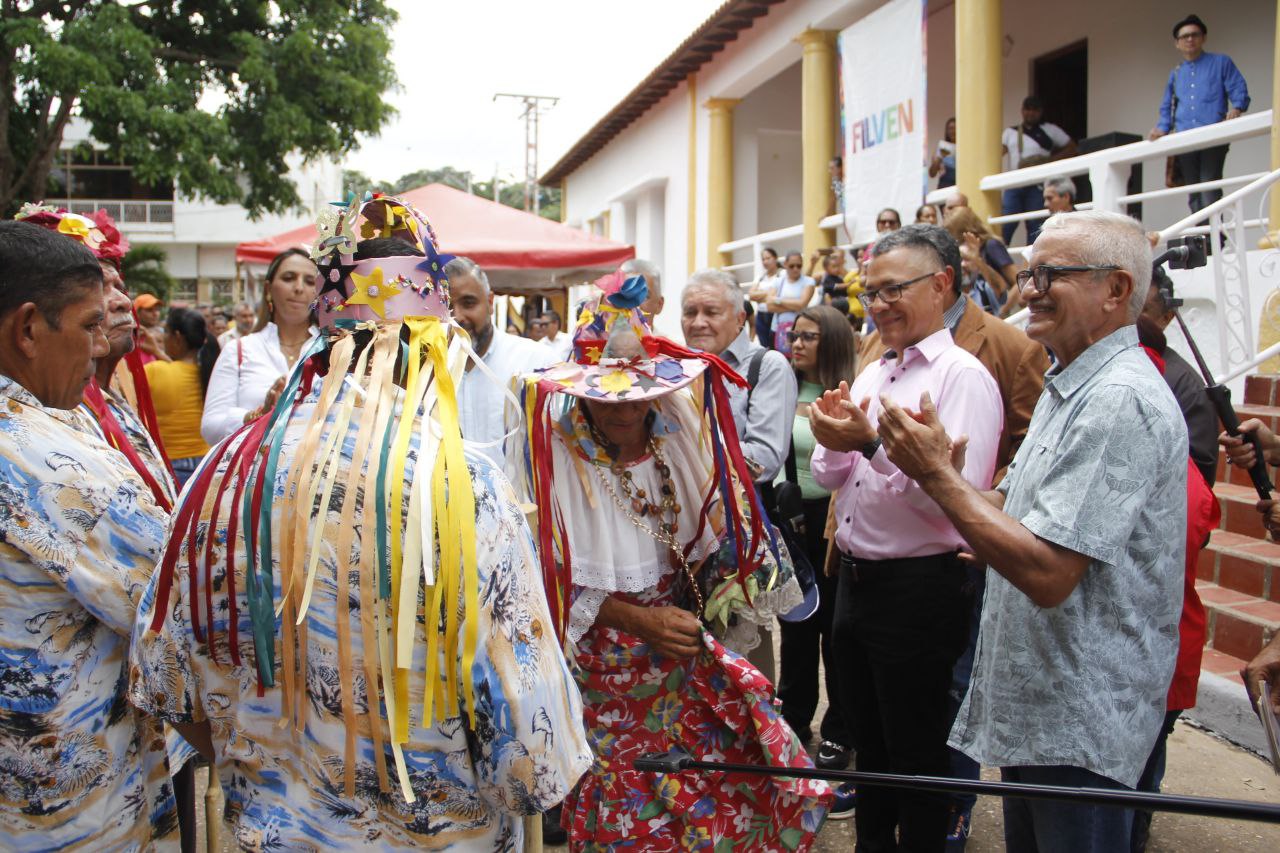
687,73,699,275
1266,1,1280,248
705,97,740,268
797,29,838,257
955,0,1003,224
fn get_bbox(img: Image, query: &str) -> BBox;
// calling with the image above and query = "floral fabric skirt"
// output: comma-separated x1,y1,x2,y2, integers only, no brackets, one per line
563,580,831,852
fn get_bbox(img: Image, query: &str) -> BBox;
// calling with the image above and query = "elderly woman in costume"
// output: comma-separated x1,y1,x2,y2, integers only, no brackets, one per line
509,274,830,851
130,193,591,849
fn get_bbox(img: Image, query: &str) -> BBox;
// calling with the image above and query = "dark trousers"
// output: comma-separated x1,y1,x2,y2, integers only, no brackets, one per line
946,563,987,815
1175,144,1230,213
833,552,972,853
755,310,775,349
1003,765,1133,853
777,497,851,747
1130,709,1182,853
1001,185,1046,246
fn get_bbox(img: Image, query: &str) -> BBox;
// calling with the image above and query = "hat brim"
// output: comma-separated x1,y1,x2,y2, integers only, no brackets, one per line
532,355,707,403
778,581,820,623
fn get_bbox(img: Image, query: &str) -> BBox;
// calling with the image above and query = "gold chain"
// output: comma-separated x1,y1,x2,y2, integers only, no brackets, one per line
590,444,704,617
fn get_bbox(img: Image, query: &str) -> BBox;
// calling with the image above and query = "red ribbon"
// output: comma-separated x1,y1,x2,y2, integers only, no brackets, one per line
83,379,173,513
122,346,176,481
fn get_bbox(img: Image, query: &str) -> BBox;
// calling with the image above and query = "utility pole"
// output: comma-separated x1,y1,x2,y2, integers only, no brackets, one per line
493,92,558,214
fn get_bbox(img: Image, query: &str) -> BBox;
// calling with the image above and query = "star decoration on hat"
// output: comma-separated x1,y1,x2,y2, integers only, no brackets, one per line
316,256,357,303
345,266,402,319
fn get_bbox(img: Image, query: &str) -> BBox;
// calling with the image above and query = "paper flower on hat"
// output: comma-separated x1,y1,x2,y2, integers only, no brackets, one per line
16,202,129,263
345,266,402,319
594,270,649,310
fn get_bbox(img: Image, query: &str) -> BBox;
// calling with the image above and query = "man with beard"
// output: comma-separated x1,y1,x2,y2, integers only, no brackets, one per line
449,256,556,467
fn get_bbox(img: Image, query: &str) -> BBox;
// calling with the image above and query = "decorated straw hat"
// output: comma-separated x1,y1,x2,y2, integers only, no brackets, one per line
310,192,453,328
537,269,706,402
14,203,130,267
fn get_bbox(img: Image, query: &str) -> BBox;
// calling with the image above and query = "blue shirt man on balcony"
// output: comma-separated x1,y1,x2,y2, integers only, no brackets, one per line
1149,14,1250,214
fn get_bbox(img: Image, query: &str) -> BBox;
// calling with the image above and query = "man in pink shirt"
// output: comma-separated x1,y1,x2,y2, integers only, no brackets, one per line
810,223,1002,852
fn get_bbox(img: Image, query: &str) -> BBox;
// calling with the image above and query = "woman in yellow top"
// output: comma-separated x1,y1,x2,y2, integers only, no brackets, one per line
144,307,219,486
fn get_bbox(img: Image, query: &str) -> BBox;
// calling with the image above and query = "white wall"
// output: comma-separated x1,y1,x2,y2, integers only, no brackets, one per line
925,0,1275,232
563,0,1277,338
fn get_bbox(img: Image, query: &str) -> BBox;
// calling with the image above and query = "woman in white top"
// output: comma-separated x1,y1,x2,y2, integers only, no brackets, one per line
201,249,319,444
746,247,784,349
765,251,815,356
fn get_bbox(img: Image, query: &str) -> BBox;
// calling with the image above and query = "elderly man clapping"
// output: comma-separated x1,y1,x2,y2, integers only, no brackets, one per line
876,211,1187,853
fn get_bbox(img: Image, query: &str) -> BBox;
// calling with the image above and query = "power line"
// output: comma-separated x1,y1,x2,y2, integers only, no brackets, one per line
493,93,558,215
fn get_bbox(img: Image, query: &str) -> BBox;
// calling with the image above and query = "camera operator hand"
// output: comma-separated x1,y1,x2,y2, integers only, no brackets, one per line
1220,418,1280,470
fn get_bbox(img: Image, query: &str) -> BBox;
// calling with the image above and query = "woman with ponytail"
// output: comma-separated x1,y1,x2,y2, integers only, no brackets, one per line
145,307,219,486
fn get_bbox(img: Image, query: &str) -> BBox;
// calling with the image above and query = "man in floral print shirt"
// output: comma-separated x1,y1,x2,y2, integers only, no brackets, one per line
0,221,184,849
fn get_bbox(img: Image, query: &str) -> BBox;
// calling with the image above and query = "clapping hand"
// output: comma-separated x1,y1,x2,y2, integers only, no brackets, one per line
809,381,876,452
876,391,966,482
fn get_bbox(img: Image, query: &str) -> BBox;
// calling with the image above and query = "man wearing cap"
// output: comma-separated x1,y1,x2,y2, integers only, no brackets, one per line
1149,13,1250,213
1000,96,1077,245
448,256,557,467
810,224,1002,850
0,220,183,849
133,291,170,363
130,199,590,850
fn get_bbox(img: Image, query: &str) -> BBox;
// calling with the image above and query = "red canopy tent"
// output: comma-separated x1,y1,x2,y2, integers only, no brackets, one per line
234,182,634,295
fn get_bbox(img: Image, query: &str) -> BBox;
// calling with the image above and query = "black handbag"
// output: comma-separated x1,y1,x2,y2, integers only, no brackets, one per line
766,442,819,623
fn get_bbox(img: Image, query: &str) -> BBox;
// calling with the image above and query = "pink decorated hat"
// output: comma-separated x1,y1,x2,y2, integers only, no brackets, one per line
309,192,453,328
537,270,706,403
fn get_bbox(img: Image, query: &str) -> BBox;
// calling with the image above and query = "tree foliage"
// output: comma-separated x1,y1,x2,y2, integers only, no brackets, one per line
342,166,563,220
1,1,399,217
122,243,175,301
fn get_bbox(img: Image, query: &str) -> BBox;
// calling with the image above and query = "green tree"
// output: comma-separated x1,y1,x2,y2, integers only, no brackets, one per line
1,1,399,217
122,243,175,302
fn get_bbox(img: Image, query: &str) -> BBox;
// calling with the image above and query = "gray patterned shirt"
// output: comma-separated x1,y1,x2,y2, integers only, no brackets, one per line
949,325,1187,787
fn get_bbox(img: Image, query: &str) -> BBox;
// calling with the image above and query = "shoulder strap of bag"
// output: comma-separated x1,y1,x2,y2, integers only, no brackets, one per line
746,346,768,392
785,437,798,484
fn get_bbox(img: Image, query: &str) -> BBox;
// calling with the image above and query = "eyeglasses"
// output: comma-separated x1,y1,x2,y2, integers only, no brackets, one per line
1176,31,1203,41
876,219,900,228
785,330,820,345
857,270,940,309
785,262,803,269
1015,264,1121,294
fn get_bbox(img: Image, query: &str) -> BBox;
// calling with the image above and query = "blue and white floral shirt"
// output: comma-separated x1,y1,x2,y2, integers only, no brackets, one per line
0,375,177,850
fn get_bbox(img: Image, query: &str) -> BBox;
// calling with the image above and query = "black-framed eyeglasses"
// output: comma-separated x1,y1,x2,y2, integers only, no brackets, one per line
1176,31,1204,41
785,330,820,345
857,270,940,309
876,218,900,227
1015,264,1121,294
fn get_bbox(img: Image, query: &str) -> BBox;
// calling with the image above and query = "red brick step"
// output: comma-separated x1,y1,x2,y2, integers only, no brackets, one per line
1197,579,1280,664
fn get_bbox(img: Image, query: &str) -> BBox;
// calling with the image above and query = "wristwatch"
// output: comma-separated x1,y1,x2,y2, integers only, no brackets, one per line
860,436,882,460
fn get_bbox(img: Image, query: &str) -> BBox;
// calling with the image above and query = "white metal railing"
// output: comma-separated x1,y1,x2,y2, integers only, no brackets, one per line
720,111,1278,383
50,198,175,226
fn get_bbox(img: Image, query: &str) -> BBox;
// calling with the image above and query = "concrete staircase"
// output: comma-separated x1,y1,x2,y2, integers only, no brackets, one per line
1195,373,1280,689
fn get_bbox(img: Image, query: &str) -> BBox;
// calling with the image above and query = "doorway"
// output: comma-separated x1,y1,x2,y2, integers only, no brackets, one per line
1032,40,1087,142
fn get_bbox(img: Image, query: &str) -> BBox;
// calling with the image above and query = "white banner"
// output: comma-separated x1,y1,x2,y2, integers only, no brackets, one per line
839,0,927,245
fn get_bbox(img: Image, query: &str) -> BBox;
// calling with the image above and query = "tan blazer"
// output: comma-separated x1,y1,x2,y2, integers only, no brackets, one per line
822,297,1050,574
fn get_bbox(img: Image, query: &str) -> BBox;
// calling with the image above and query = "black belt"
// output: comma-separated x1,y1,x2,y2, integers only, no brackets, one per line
839,551,960,583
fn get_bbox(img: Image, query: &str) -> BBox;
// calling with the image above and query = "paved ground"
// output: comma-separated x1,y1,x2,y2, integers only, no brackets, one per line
194,634,1280,852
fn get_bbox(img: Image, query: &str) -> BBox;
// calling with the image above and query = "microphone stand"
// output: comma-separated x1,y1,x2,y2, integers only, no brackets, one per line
633,749,1280,824
1154,247,1273,501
